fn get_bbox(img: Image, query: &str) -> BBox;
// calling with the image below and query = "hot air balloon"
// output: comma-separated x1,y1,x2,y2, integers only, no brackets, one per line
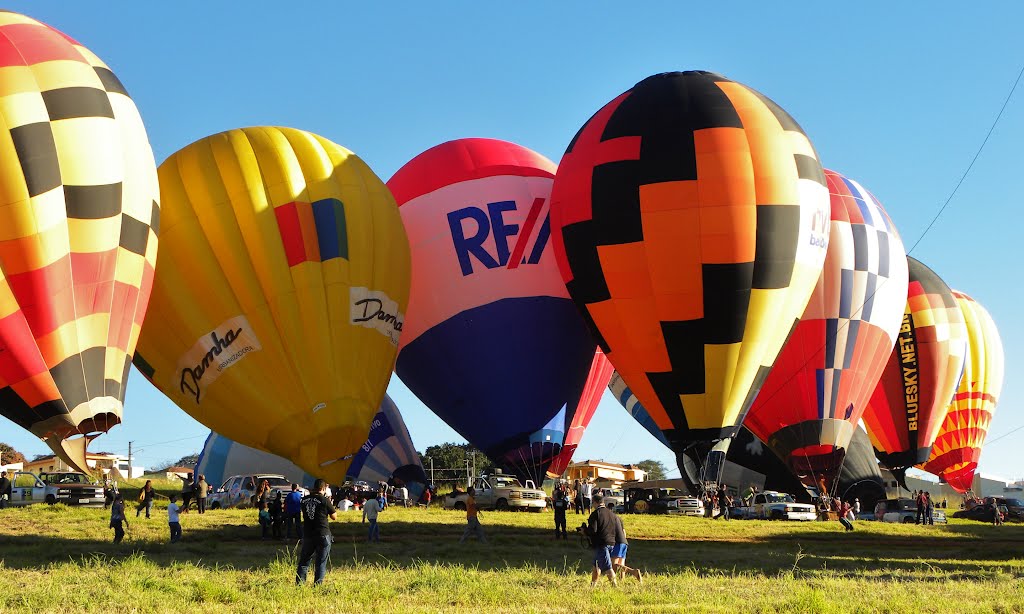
549,71,830,491
862,257,968,485
545,349,614,478
922,292,1003,493
0,12,159,472
133,127,409,484
196,393,426,497
608,371,671,448
388,138,598,484
745,169,909,493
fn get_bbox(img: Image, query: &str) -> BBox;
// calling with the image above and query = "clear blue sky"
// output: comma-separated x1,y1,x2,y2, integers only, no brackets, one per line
2,4,1021,482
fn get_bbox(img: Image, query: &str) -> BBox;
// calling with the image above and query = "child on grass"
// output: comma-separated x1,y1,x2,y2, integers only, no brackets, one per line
168,494,182,543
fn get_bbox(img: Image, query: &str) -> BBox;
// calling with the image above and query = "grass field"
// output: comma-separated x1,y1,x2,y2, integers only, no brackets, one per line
1,499,1022,613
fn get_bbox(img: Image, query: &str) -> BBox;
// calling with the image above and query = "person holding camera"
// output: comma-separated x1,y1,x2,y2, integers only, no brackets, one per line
585,494,618,588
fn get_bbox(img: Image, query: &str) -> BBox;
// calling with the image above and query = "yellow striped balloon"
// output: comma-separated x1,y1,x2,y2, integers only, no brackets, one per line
922,291,1004,493
134,127,410,483
0,11,159,472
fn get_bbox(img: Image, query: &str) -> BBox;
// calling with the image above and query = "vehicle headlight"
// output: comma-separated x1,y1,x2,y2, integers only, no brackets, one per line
510,491,521,498
58,489,70,494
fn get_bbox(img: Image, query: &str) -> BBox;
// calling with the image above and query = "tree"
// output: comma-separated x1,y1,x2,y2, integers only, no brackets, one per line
634,459,667,481
0,442,26,465
419,442,497,489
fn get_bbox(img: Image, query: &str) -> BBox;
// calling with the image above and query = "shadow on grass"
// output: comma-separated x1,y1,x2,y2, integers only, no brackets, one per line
2,511,1023,583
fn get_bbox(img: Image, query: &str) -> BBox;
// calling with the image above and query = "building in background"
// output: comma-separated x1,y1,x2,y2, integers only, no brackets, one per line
565,460,647,487
24,453,144,479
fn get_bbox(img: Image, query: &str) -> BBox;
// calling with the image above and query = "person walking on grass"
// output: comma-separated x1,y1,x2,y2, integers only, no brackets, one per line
363,491,382,542
838,499,854,531
717,484,731,520
553,484,569,540
460,487,487,543
296,479,337,586
196,474,209,514
285,483,303,540
586,494,617,588
110,493,126,543
168,494,182,543
136,480,155,519
609,500,642,584
0,471,11,509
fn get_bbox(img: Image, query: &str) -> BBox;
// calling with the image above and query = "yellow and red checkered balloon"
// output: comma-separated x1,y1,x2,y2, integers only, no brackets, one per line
0,12,159,471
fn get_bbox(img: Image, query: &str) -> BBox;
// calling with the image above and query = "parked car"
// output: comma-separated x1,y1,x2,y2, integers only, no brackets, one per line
731,491,817,521
953,504,1009,523
991,498,1024,522
873,498,947,524
443,473,546,512
207,474,303,509
597,488,625,513
8,471,105,507
624,487,703,516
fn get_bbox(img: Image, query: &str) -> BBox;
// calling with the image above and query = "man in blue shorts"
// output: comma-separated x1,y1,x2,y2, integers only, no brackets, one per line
610,500,642,583
586,494,618,588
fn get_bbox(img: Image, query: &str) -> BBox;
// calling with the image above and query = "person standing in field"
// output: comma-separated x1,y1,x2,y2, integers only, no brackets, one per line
717,484,731,520
167,494,182,543
573,479,583,514
285,483,303,540
0,471,11,509
925,491,935,526
296,479,337,586
179,473,194,513
915,490,926,525
363,491,382,542
586,494,618,588
136,480,155,518
553,484,569,540
459,487,487,543
581,480,594,514
196,475,209,514
609,500,642,583
110,494,126,543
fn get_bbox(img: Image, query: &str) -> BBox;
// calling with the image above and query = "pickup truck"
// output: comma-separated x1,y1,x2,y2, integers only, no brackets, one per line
443,473,546,512
732,491,816,521
8,471,105,507
624,486,704,516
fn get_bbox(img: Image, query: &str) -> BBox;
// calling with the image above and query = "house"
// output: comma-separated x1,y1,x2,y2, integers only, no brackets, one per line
564,460,647,487
24,453,144,479
155,466,194,481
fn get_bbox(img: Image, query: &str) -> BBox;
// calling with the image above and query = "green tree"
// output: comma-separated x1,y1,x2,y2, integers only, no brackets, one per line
420,443,496,490
634,459,667,481
0,442,27,465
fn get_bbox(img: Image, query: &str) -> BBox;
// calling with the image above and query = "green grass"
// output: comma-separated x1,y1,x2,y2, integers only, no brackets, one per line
1,502,1022,612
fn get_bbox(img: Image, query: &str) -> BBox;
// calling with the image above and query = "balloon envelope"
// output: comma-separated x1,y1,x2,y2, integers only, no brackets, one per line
745,169,908,492
923,292,1003,493
548,71,830,486
545,349,614,478
196,393,426,496
863,257,968,480
389,138,597,484
134,127,409,484
0,12,159,472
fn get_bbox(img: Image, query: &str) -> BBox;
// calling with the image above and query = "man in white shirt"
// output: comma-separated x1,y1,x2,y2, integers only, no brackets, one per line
338,497,353,512
168,494,182,543
581,481,594,513
363,494,382,542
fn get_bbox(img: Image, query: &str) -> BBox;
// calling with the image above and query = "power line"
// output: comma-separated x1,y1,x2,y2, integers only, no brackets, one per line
984,423,1024,447
907,60,1024,254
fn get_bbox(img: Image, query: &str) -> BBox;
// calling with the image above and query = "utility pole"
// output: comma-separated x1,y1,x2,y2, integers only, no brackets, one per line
429,457,434,487
127,442,133,480
471,451,476,480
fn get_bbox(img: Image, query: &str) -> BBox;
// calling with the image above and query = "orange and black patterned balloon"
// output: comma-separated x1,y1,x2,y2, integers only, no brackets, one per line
862,257,967,479
0,12,159,470
549,71,830,474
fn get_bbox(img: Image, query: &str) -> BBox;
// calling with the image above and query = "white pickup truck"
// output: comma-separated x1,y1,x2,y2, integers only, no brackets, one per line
734,491,816,521
8,471,105,507
444,473,546,512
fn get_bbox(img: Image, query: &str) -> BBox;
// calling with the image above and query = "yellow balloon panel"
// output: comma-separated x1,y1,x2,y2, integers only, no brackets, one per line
135,127,410,483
